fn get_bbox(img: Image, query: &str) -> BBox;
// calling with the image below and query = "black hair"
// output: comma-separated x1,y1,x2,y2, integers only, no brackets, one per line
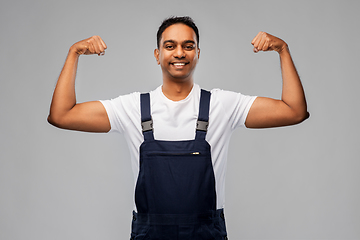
156,16,199,49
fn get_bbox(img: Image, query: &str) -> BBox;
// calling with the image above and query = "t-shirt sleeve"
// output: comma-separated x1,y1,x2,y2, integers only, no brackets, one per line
99,92,140,134
212,89,257,129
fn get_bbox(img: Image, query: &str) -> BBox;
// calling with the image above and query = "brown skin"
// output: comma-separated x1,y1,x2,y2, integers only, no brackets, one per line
245,32,309,128
47,36,111,132
154,23,200,101
48,28,308,132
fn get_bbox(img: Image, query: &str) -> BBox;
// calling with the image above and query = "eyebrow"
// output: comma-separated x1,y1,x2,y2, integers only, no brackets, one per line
162,40,196,46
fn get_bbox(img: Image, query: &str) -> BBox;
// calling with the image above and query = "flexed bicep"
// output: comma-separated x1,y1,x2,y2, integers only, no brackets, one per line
246,32,309,128
48,36,110,132
49,101,111,132
245,97,306,128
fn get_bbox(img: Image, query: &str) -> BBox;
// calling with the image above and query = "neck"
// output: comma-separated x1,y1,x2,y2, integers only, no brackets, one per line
162,78,194,101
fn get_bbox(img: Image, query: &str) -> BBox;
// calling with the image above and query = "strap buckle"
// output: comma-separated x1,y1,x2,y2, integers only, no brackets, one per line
196,120,208,132
141,119,153,132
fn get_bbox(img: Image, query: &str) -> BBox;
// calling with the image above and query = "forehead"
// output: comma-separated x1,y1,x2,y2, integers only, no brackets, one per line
160,23,197,45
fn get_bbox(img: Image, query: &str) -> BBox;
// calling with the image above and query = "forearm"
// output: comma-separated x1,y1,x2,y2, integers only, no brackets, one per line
279,46,308,120
48,48,79,123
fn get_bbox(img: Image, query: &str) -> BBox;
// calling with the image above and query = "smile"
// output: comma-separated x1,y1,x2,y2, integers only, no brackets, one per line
173,63,186,66
170,62,189,68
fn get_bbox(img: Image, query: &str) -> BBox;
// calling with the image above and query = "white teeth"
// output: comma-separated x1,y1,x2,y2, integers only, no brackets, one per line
173,63,185,66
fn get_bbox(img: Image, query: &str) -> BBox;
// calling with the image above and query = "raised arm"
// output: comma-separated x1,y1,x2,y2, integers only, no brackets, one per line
245,32,309,128
47,36,111,132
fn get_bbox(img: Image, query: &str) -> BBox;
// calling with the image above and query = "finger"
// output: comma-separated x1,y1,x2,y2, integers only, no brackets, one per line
253,47,259,53
87,36,101,54
93,35,105,53
257,34,267,51
262,40,270,51
94,36,106,55
93,39,101,54
254,32,265,49
251,31,262,45
98,36,107,50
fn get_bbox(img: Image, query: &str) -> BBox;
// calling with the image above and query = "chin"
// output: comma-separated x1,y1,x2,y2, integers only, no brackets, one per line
171,76,192,83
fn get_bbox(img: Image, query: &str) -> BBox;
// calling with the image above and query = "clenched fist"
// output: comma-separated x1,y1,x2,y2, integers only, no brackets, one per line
251,32,287,54
70,35,107,56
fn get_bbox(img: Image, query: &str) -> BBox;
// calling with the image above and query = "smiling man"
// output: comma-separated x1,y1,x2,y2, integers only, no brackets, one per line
48,16,308,239
155,23,199,87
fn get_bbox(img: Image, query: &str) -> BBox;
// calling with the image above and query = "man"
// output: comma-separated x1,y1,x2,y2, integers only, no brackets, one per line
48,16,308,240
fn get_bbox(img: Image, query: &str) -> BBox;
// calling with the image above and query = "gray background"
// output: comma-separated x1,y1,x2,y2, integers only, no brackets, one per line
1,0,359,239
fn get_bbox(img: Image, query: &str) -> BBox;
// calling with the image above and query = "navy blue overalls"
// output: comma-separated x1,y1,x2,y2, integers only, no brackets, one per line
130,89,228,240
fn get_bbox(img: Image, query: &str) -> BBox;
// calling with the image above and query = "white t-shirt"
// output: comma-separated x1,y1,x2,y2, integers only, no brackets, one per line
100,83,257,210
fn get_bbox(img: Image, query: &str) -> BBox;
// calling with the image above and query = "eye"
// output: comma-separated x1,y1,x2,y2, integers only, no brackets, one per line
165,45,174,50
184,45,195,50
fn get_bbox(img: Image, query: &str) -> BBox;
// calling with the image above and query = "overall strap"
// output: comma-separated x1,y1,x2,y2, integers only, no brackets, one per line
195,89,211,140
140,93,154,141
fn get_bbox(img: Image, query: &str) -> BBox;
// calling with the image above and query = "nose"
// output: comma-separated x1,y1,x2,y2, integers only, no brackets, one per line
173,45,185,58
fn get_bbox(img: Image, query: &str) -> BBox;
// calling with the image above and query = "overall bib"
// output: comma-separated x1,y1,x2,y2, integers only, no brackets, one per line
130,89,228,240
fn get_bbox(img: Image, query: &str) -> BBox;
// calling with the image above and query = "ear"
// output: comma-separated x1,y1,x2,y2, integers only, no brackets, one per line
197,48,200,59
154,49,160,65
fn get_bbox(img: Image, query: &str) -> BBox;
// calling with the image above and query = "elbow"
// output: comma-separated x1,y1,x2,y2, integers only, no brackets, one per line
304,111,310,121
293,110,310,124
47,114,56,126
47,113,63,128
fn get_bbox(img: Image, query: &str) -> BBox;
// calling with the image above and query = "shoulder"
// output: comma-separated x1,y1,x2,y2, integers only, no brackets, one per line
106,85,162,109
100,91,142,117
209,88,249,104
207,87,257,127
110,91,140,106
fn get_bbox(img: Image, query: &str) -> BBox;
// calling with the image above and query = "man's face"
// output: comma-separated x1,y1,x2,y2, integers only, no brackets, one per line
154,23,200,82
